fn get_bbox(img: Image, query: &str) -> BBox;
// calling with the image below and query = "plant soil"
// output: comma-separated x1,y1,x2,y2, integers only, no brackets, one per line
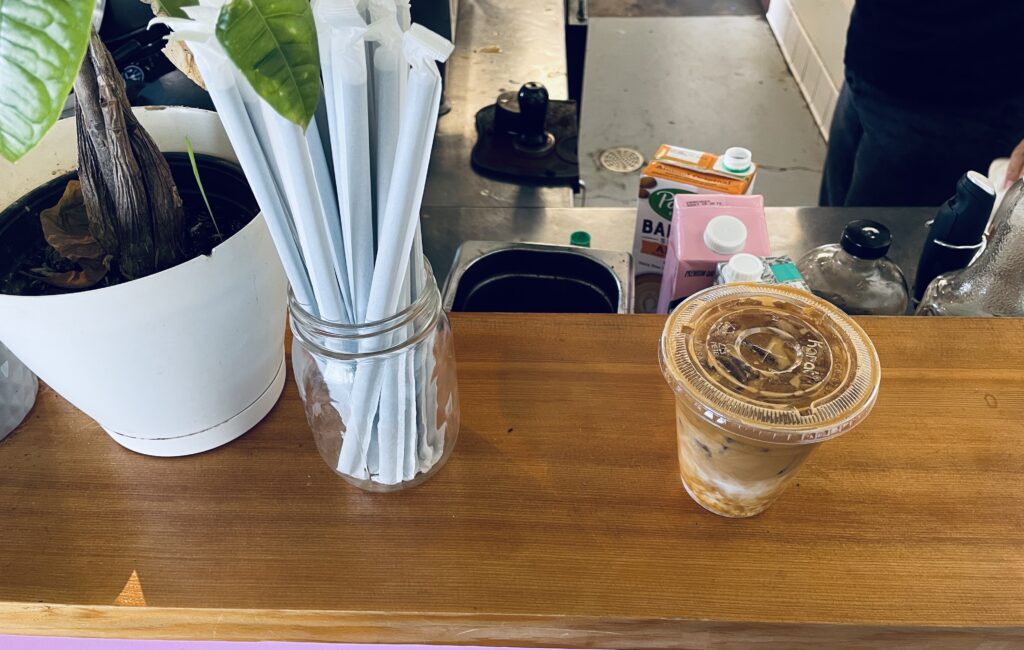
0,153,259,297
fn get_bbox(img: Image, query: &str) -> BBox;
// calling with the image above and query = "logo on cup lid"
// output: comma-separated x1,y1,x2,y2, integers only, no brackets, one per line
659,284,880,444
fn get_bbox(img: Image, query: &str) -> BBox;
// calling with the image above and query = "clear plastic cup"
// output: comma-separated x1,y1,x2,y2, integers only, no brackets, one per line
659,283,881,517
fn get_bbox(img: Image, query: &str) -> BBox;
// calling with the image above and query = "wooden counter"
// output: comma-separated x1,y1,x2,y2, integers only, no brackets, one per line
1,314,1022,648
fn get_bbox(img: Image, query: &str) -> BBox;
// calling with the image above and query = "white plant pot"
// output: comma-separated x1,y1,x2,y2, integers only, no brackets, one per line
0,107,287,456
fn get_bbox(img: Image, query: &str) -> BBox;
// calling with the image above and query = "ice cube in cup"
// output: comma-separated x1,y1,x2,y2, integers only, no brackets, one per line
660,283,881,517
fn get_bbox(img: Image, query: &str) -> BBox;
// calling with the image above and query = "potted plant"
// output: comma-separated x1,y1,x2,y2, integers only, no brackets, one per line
0,3,288,455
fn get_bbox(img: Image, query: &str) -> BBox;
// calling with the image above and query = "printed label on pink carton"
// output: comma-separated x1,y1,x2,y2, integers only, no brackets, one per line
657,194,771,313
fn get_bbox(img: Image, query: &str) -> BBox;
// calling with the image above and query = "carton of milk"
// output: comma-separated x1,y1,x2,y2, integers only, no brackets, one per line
656,194,770,314
633,145,758,312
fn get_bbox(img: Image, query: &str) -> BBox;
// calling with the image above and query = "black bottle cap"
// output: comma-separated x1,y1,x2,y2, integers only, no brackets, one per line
840,220,892,260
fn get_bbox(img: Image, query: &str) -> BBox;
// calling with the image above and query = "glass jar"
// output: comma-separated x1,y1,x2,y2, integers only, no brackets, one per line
289,263,460,491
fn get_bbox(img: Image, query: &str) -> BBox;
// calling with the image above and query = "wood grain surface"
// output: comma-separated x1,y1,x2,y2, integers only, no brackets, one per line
0,314,1021,647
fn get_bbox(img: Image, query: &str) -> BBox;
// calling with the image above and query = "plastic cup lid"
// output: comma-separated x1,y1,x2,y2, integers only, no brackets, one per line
660,283,880,444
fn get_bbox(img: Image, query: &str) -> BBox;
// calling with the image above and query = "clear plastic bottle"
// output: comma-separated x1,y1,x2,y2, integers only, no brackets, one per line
917,179,1024,316
797,220,910,315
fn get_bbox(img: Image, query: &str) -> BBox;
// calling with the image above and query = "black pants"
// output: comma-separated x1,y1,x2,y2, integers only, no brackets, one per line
820,74,1024,207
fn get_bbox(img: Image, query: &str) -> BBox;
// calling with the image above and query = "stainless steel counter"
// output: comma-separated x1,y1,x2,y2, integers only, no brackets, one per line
418,1,932,301
422,206,933,286
422,0,573,210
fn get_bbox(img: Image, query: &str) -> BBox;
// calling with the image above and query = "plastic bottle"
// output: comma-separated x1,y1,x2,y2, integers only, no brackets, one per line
913,171,995,302
917,179,1024,316
797,220,910,315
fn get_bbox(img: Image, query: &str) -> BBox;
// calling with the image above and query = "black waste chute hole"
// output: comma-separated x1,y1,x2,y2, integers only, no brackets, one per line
450,249,620,313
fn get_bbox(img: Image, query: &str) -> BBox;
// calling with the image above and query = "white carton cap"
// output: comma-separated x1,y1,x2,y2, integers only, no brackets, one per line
704,215,748,255
722,253,764,283
722,147,753,173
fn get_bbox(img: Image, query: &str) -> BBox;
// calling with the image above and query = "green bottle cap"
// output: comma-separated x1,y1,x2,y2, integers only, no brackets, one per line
570,231,591,248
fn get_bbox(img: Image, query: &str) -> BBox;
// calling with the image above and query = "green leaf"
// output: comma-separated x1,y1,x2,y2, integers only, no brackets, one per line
215,0,320,128
185,136,220,236
140,0,197,19
0,0,96,162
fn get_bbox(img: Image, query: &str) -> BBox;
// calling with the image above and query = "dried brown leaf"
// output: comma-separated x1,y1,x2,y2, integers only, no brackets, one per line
35,180,111,289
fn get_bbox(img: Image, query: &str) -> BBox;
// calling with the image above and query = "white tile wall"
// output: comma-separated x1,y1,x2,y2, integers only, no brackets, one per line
767,0,841,140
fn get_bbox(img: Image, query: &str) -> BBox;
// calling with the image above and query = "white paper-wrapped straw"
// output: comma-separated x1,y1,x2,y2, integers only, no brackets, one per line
360,0,378,225
260,104,348,323
367,419,380,477
398,21,431,470
367,1,419,481
376,356,404,484
367,1,406,223
152,9,317,314
395,0,411,31
401,336,417,480
366,6,423,304
365,25,451,326
335,24,453,479
305,115,354,321
314,0,375,323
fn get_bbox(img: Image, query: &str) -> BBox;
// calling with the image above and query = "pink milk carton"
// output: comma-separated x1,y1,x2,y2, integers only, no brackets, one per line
657,194,770,313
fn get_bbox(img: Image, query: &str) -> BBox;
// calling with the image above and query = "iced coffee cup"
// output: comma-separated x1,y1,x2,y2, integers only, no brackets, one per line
659,283,880,517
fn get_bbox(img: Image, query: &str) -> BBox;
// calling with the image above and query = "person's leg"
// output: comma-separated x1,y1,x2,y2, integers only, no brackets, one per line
843,82,1024,207
819,83,862,207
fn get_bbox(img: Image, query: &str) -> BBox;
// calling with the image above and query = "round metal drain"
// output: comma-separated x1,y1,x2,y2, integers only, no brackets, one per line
599,147,644,173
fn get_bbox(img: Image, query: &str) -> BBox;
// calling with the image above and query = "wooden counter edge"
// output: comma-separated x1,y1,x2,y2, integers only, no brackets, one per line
1,603,1021,648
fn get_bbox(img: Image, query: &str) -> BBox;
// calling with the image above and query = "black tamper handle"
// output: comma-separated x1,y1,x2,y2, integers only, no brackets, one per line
516,82,549,150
